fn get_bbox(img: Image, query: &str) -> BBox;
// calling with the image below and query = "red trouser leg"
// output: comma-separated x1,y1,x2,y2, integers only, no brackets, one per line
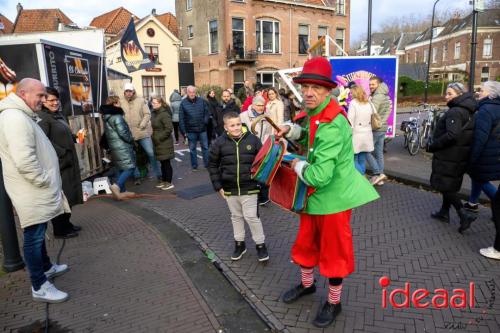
291,210,355,278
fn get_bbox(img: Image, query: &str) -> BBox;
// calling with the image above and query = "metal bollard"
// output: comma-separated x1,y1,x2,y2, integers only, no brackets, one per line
0,159,25,272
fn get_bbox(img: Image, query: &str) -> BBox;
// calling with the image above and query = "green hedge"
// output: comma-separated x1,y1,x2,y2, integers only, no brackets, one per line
197,84,224,100
398,76,448,98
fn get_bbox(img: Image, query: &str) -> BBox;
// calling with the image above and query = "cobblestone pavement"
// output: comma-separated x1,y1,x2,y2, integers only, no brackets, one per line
0,200,219,333
130,146,500,333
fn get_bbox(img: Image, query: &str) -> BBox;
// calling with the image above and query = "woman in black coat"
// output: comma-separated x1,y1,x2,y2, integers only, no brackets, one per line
428,82,477,233
468,81,500,260
38,87,82,238
206,90,219,144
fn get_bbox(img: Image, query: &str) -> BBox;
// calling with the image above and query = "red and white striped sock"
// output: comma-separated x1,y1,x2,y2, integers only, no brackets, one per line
328,284,342,304
300,267,314,288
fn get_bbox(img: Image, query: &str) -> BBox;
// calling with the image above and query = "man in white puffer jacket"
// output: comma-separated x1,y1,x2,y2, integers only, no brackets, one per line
0,78,71,303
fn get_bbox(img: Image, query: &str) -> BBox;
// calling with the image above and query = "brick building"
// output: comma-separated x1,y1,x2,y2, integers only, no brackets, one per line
175,0,350,91
403,9,500,88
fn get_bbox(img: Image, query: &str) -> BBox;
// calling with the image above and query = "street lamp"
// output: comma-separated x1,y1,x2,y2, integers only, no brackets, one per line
367,0,373,55
468,0,481,92
424,0,441,103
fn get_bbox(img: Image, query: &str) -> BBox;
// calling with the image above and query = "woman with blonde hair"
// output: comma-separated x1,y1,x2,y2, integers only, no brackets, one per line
266,87,284,125
347,85,374,175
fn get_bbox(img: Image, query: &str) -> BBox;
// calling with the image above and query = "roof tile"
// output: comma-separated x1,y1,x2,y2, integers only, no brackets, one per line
89,7,135,35
0,14,13,34
155,12,178,37
13,9,73,33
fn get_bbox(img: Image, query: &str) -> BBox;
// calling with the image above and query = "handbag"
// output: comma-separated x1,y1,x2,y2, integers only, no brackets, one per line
269,154,308,213
251,135,286,186
369,102,382,130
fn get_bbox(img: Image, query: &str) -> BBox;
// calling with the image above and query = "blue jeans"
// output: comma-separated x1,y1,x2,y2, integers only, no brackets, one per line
354,152,368,175
23,222,52,290
366,131,385,175
187,132,209,169
117,168,135,192
469,179,498,203
134,137,161,179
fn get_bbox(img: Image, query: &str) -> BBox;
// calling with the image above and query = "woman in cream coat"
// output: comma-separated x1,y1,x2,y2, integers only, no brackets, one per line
266,87,284,126
347,85,374,175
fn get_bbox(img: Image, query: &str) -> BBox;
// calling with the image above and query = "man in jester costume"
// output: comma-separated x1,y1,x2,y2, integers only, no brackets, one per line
278,57,379,328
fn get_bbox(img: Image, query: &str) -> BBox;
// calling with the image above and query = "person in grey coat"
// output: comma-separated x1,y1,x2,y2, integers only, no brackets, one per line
38,87,82,238
169,89,182,144
100,96,136,194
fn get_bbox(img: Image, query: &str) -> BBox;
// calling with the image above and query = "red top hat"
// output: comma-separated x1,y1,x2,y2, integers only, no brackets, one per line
293,57,337,89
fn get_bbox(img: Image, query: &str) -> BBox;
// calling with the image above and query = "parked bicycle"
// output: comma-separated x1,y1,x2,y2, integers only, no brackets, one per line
419,104,440,149
401,107,422,155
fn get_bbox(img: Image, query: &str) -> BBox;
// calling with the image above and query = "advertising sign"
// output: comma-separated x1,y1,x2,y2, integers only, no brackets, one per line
330,56,398,138
0,44,40,101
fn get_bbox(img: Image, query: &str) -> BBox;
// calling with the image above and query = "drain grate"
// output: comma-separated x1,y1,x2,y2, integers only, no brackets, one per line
175,183,215,200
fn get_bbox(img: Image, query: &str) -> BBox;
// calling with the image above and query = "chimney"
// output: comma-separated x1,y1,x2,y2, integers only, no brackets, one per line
16,3,23,13
152,8,156,16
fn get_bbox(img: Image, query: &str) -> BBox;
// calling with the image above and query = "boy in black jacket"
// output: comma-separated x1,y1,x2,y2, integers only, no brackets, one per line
208,112,269,261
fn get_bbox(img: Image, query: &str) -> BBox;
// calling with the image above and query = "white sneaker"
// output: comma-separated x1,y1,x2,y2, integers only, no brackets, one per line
162,182,175,190
156,182,166,188
32,281,69,303
479,247,500,260
44,263,69,279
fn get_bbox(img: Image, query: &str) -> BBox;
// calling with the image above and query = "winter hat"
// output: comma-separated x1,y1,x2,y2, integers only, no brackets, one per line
293,57,337,89
123,82,135,91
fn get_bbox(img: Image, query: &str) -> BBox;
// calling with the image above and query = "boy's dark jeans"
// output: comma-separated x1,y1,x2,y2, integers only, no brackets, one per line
23,222,52,290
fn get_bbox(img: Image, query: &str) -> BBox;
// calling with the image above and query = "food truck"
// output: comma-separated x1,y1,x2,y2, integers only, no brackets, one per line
0,29,110,179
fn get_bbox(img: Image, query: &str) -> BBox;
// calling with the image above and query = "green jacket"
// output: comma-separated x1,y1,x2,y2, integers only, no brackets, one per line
151,106,174,161
298,97,379,215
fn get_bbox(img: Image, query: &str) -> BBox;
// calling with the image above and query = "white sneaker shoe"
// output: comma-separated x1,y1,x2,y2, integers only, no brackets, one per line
161,182,175,190
479,247,500,260
32,281,69,303
44,263,69,279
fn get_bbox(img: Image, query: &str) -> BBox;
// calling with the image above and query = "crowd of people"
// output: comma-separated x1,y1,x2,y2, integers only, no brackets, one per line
0,56,498,329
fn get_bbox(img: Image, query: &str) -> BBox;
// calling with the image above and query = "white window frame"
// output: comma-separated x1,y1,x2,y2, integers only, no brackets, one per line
142,76,166,99
256,19,281,54
423,49,429,63
232,17,245,55
335,28,345,56
406,53,409,63
415,51,419,63
256,71,276,88
454,42,460,60
483,38,492,58
442,44,447,62
336,0,346,15
186,0,192,11
318,26,328,40
208,20,218,54
298,24,310,55
432,47,437,63
187,25,194,39
481,67,489,82
144,44,160,64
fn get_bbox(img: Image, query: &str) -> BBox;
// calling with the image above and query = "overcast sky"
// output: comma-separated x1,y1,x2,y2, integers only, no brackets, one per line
0,0,473,43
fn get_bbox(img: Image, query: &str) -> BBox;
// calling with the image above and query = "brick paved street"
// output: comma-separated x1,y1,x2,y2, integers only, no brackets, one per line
130,146,500,333
0,200,220,332
1,142,499,333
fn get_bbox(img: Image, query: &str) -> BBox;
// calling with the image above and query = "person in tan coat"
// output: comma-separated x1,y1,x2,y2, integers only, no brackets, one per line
266,87,284,126
0,78,70,303
120,83,160,183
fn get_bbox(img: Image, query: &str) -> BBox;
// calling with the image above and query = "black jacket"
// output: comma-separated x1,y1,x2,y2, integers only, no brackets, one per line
179,96,209,134
37,108,83,207
214,100,241,136
429,93,476,192
468,97,500,182
208,130,262,195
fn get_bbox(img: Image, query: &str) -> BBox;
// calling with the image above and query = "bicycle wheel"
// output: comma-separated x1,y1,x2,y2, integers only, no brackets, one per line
419,125,429,149
408,130,419,155
403,128,409,148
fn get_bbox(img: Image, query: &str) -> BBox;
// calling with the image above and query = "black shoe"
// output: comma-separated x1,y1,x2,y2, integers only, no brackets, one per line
431,210,449,223
458,208,478,234
282,282,316,304
54,231,78,239
256,243,269,262
231,241,247,260
71,225,82,232
312,302,342,328
463,202,479,213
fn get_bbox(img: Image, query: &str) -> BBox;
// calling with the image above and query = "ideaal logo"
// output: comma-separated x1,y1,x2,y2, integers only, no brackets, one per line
379,276,475,309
